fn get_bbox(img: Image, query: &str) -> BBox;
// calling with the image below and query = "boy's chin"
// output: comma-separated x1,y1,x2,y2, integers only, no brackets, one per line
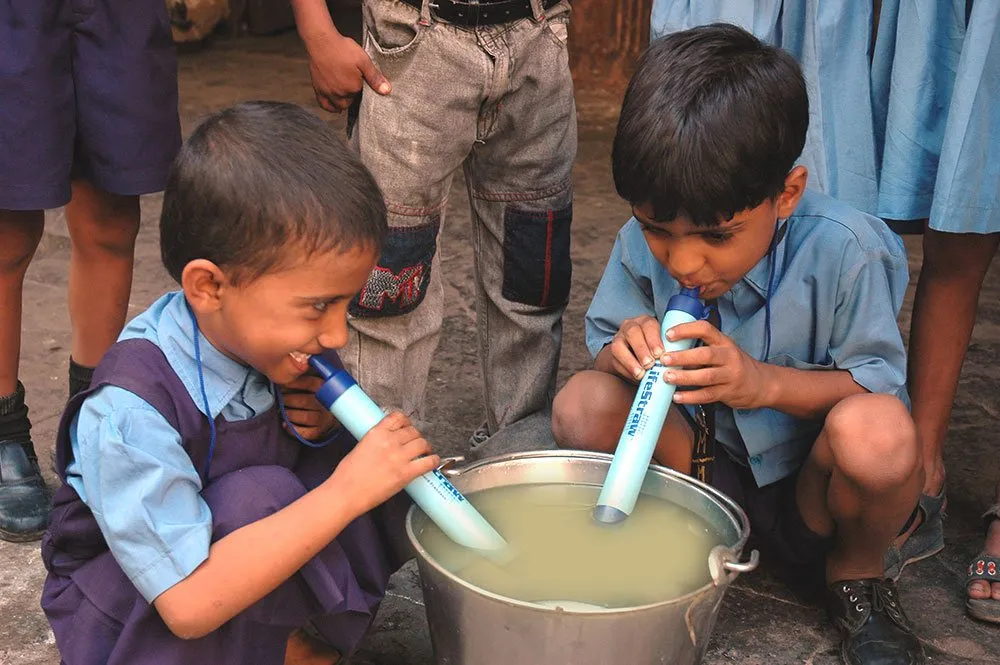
698,282,733,300
257,359,308,386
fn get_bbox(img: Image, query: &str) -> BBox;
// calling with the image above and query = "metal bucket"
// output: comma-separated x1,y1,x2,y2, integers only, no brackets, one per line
405,450,758,665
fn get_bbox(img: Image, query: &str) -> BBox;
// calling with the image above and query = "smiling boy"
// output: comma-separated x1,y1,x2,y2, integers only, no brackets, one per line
553,25,925,665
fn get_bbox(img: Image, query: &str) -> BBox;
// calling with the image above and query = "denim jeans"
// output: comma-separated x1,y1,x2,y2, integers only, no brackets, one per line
346,0,577,435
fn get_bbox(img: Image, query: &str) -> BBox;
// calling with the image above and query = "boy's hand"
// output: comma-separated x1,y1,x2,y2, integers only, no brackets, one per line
303,30,391,112
280,376,340,441
331,412,439,515
660,320,774,409
605,315,669,383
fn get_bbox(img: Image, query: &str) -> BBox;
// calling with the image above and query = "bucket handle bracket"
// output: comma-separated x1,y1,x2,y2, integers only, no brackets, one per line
709,546,760,585
722,549,759,574
437,456,466,477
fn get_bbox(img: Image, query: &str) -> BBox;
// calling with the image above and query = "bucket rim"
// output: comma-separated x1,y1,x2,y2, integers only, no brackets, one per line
404,449,753,615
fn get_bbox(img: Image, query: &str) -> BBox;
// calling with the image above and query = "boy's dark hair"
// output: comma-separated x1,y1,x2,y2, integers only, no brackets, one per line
160,101,386,284
612,23,808,227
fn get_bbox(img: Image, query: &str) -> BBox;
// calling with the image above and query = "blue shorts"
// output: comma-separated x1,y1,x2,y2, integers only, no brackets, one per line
0,0,181,210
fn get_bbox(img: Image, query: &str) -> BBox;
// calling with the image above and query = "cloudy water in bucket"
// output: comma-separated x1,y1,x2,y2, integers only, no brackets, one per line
415,483,723,609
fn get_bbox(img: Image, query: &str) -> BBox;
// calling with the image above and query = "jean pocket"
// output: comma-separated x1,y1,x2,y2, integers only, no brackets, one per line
544,15,570,48
363,0,426,56
502,204,572,307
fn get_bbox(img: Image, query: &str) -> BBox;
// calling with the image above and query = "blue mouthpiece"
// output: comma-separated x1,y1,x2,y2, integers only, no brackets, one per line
667,287,708,320
309,355,359,409
308,355,337,380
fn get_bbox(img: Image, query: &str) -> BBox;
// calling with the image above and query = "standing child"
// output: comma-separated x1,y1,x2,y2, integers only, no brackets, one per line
291,0,577,446
0,1,181,540
41,102,440,664
553,26,925,665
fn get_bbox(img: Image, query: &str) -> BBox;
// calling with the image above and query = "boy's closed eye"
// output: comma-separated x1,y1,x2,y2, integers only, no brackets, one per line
300,295,348,316
701,231,734,245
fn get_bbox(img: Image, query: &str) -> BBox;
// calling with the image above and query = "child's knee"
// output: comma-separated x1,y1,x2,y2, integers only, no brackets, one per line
823,393,919,489
552,370,624,452
68,191,140,256
202,466,307,539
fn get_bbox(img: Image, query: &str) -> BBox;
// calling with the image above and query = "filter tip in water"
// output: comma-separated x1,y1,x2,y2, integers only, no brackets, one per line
592,504,628,525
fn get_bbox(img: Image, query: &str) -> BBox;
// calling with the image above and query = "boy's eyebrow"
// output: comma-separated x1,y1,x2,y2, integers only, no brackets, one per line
294,292,352,302
634,210,746,232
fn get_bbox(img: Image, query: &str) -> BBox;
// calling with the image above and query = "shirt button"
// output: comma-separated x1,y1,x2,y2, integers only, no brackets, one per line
749,455,762,466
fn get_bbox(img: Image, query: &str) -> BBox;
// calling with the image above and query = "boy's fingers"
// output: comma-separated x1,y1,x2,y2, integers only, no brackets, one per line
663,367,725,387
401,437,433,459
665,320,723,344
284,408,320,427
389,424,423,447
671,386,719,405
611,357,641,384
662,345,717,368
357,50,392,95
281,393,319,410
380,411,411,430
641,319,665,357
622,325,655,368
411,454,441,477
611,339,645,380
283,375,325,392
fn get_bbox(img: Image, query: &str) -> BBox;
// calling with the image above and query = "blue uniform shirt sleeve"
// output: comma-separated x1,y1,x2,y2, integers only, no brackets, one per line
66,385,212,603
829,237,909,403
585,222,659,358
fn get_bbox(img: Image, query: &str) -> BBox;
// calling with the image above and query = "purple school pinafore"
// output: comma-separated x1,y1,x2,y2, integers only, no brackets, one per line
41,338,411,664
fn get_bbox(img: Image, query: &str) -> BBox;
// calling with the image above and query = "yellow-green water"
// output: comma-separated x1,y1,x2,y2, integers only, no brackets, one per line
416,483,723,609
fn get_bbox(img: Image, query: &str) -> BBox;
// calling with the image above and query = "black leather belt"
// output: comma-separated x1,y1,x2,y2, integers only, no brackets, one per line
401,0,562,26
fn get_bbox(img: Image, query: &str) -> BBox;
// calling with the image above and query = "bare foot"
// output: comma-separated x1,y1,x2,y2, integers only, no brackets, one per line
285,629,341,665
969,519,1000,602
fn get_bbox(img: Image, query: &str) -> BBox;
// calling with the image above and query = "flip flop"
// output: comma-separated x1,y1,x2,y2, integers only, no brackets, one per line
967,553,1000,624
883,487,946,581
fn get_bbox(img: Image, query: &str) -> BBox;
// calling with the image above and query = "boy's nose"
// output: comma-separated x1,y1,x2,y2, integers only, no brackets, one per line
317,317,349,350
666,246,706,282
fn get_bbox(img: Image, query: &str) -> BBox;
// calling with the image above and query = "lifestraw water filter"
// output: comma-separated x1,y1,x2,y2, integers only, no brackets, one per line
308,355,508,552
594,288,708,525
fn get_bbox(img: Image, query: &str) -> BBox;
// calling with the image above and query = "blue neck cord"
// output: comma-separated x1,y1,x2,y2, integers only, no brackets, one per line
186,303,218,479
185,303,338,477
761,220,786,362
275,387,341,449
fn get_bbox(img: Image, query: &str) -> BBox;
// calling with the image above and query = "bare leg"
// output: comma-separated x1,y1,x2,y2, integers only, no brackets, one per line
64,181,140,366
0,210,45,396
284,629,341,665
552,370,694,473
908,228,1000,496
795,394,922,582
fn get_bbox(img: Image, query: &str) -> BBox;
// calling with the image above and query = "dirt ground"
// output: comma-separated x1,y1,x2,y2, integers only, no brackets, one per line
1,31,998,665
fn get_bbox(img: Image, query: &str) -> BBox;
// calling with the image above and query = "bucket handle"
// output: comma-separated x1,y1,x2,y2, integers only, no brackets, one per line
722,549,759,574
709,546,760,585
437,456,467,477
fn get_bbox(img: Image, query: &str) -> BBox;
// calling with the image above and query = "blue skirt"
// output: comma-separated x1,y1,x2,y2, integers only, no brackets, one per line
650,0,1000,234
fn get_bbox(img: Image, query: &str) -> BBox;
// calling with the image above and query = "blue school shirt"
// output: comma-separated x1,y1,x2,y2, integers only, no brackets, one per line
585,190,909,487
64,291,276,603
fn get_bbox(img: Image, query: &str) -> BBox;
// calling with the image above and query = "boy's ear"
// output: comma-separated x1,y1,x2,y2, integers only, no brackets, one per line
776,165,808,219
181,259,229,314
